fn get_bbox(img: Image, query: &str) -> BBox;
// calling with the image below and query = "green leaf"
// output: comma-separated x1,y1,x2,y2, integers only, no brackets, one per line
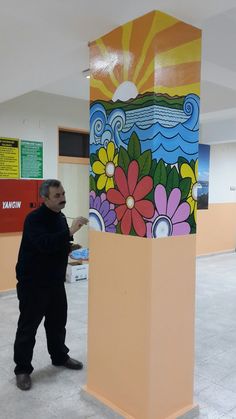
118,146,130,173
89,175,96,192
186,211,196,234
166,166,179,195
154,159,167,186
179,177,191,200
116,222,122,235
191,225,196,234
166,164,172,176
145,190,154,202
90,153,98,167
130,226,137,236
187,212,195,227
127,133,141,160
190,159,196,171
138,150,152,179
149,159,157,178
177,156,189,172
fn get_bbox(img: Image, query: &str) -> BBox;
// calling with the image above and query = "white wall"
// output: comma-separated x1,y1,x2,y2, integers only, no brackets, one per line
0,90,89,178
0,90,90,244
209,142,236,203
201,117,236,144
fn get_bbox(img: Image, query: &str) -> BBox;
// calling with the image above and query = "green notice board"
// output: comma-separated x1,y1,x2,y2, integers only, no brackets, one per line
20,140,43,178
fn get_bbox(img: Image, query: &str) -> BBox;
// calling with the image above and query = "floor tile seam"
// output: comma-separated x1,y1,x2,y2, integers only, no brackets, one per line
196,379,236,397
195,337,236,345
215,378,236,395
197,401,227,412
195,357,236,367
200,349,236,369
195,360,234,370
194,374,236,389
195,346,228,356
196,325,235,338
196,353,236,368
194,383,214,395
19,384,86,402
195,382,223,395
195,371,236,384
196,399,235,417
42,394,98,414
225,406,236,418
25,390,81,404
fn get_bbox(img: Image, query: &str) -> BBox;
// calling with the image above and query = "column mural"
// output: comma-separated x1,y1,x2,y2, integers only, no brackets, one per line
89,10,201,238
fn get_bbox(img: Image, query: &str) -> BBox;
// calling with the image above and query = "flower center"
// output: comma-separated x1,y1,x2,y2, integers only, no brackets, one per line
105,162,115,177
152,215,173,238
126,196,135,209
192,183,198,201
89,209,105,232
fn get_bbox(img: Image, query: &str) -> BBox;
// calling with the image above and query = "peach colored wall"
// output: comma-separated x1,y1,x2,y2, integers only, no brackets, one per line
87,232,151,418
86,231,197,419
196,203,236,256
0,233,21,292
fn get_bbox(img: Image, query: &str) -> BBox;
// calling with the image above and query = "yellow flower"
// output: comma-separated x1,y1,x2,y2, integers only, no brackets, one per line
92,142,118,192
180,160,198,222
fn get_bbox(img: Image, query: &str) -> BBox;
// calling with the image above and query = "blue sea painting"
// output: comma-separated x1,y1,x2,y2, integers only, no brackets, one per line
90,93,200,165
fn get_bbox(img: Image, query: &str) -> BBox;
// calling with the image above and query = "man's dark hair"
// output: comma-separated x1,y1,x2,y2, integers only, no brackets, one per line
39,179,62,198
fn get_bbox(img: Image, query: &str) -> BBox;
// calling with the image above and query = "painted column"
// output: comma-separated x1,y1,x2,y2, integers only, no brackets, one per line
86,10,201,419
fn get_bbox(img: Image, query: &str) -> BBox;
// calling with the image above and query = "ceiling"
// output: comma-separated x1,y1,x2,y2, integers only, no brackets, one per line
1,0,236,119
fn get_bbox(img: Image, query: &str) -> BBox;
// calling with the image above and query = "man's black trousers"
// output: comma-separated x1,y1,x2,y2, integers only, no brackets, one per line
14,281,69,375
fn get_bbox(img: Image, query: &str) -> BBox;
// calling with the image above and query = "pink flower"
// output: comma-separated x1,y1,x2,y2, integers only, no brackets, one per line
107,160,154,237
146,184,190,238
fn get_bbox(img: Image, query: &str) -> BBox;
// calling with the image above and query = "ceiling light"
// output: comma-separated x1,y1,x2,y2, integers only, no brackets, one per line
82,68,90,79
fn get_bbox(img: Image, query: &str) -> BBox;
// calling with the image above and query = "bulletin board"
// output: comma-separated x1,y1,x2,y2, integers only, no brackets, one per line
0,137,43,179
20,140,43,179
0,138,19,178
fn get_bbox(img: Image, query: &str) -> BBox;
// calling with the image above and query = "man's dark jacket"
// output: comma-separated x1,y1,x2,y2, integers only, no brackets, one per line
16,204,71,286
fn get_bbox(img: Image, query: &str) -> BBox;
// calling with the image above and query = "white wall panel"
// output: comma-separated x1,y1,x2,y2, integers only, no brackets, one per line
0,91,89,178
209,143,236,203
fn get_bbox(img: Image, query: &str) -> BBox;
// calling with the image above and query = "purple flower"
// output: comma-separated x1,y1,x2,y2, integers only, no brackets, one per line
89,191,117,233
146,185,190,238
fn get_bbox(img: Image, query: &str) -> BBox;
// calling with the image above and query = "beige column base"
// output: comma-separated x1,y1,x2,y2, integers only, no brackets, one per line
82,386,199,419
86,231,197,419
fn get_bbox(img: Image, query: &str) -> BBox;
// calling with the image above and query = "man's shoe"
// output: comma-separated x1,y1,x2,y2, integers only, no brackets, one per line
63,357,83,370
16,374,31,391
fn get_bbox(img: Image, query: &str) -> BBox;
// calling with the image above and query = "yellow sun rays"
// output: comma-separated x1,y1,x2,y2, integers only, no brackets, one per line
95,38,119,88
90,10,201,101
132,12,178,85
122,21,133,81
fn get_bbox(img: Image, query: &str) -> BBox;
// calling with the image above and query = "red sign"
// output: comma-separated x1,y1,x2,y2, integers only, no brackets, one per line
0,180,43,232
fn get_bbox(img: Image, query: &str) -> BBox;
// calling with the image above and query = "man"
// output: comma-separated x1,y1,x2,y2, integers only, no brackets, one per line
13,179,88,391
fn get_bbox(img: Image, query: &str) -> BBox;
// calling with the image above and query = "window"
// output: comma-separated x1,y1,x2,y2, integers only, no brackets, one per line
59,129,89,158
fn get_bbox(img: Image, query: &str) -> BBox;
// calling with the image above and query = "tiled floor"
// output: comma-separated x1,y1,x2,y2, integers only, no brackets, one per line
0,252,236,418
195,252,236,418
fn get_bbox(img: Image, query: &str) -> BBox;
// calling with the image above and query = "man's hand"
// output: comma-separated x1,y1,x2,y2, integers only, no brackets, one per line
69,217,89,235
70,243,82,251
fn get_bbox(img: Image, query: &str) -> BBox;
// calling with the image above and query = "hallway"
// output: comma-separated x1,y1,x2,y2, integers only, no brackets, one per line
0,252,236,418
195,252,236,417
